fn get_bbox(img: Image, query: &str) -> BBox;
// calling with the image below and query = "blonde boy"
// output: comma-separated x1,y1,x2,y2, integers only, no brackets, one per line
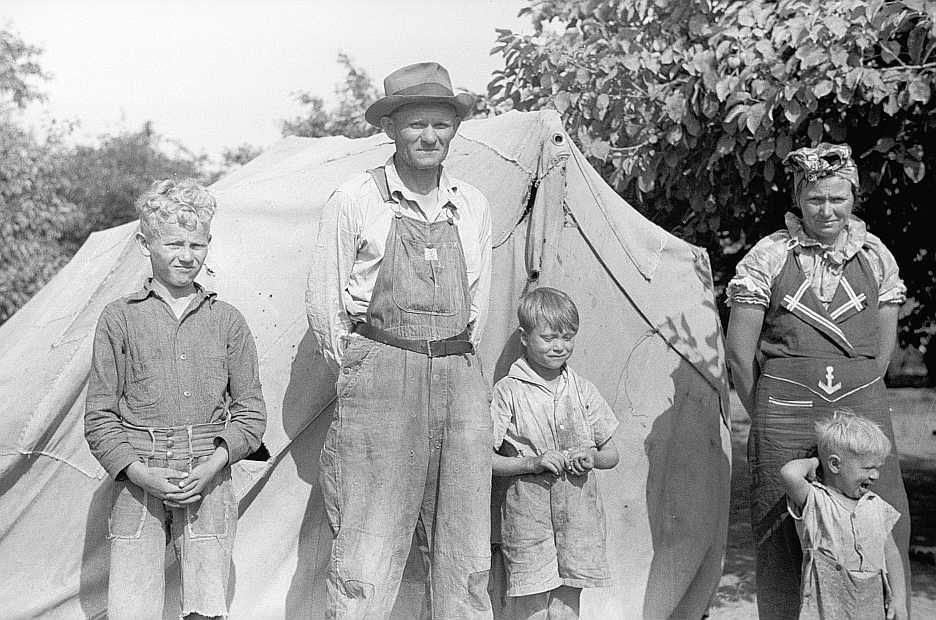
781,411,906,619
85,179,266,620
491,287,619,619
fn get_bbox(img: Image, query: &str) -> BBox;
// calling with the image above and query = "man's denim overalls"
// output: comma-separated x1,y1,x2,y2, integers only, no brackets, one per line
319,167,493,619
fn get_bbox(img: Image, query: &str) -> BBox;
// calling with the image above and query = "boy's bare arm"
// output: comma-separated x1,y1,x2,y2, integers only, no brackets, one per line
493,449,567,476
567,437,619,475
884,534,907,620
780,457,819,510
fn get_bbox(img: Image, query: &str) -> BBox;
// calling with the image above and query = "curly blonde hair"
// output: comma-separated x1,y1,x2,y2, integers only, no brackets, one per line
137,178,216,238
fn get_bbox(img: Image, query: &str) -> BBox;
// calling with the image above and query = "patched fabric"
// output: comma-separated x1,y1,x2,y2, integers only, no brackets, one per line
726,213,905,309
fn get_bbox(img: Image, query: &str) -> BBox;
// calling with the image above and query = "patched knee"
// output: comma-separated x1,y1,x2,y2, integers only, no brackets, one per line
468,570,491,612
340,578,374,601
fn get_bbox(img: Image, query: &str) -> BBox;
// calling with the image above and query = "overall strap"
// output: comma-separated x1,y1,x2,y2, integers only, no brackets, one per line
367,167,393,203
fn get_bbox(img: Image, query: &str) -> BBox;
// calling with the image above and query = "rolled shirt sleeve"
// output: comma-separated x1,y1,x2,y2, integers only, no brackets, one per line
306,189,358,371
726,233,789,308
579,377,619,448
490,382,514,450
864,232,907,305
84,306,141,479
470,192,493,347
215,310,267,464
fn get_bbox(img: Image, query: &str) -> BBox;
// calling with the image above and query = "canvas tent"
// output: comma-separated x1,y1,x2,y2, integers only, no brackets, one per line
0,110,731,619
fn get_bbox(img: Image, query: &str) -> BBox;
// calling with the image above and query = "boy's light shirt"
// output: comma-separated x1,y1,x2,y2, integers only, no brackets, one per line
786,480,900,573
491,357,618,458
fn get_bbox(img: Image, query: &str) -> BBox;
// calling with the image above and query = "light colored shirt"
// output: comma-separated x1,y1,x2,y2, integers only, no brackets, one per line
491,357,618,456
85,279,267,479
787,481,900,573
726,212,905,309
306,157,492,368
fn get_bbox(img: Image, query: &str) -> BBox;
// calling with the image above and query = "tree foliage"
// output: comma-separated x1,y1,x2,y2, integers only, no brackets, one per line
0,29,80,322
0,122,80,322
490,0,936,347
62,122,209,235
0,28,47,113
281,53,381,139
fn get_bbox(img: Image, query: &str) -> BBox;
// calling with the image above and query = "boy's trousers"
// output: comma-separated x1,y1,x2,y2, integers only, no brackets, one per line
107,421,236,620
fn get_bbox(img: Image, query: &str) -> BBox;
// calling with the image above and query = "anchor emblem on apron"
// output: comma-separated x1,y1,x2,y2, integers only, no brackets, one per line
818,365,842,395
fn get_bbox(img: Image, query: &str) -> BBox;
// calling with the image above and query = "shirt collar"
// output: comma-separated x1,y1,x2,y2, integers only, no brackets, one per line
127,277,216,303
784,211,868,266
384,156,465,211
507,356,569,391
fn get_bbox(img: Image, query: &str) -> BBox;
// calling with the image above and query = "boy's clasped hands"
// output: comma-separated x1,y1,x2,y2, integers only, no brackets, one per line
123,444,230,509
533,447,597,476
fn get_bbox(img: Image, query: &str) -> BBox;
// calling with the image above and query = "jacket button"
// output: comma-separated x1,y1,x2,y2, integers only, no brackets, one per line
166,450,174,458
183,391,191,397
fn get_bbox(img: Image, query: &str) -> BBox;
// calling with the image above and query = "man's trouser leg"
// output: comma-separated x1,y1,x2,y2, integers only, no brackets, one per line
422,352,493,619
320,339,431,619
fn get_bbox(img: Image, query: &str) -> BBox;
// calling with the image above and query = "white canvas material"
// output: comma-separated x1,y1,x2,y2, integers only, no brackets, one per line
0,110,731,620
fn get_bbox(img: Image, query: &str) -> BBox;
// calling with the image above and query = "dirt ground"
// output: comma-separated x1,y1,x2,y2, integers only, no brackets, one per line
707,388,936,619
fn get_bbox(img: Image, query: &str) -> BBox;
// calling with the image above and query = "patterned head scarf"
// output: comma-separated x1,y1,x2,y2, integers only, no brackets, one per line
784,143,860,198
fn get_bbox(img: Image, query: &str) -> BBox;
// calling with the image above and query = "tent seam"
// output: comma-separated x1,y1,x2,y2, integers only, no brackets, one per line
455,133,536,177
0,449,104,479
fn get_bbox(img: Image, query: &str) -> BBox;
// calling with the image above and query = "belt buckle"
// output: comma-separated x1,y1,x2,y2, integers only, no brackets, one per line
426,338,435,358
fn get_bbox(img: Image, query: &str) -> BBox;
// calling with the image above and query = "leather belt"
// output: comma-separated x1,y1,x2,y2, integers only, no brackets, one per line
353,322,473,357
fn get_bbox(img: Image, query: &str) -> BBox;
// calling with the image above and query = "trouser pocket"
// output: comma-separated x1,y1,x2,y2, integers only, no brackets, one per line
185,463,234,539
107,479,148,540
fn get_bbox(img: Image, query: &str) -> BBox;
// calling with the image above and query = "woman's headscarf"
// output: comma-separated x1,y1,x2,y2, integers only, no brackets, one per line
783,143,860,198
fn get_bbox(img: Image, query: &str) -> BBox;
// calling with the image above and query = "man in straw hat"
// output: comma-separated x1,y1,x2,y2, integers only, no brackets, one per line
307,62,493,618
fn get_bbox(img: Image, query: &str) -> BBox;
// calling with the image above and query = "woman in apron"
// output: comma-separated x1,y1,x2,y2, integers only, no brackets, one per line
725,143,910,619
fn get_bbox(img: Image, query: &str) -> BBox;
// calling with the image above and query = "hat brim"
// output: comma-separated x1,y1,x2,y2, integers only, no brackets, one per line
365,93,476,127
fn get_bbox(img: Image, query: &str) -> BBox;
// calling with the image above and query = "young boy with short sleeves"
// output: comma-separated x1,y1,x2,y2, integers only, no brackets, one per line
492,287,620,620
84,179,266,620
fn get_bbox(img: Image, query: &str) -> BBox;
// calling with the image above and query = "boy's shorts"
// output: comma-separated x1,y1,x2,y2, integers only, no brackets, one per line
107,423,236,620
501,470,611,597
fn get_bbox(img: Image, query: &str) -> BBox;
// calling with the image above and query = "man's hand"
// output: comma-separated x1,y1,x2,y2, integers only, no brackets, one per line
565,448,596,475
164,444,229,508
533,450,567,475
124,461,193,502
887,602,907,620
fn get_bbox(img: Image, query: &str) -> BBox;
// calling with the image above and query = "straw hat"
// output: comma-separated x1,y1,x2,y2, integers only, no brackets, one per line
365,62,475,127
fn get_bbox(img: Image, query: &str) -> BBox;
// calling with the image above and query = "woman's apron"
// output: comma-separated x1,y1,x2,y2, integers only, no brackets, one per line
749,249,910,619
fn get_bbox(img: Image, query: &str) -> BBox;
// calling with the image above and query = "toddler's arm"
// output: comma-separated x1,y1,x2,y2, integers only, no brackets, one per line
884,534,907,620
780,456,819,511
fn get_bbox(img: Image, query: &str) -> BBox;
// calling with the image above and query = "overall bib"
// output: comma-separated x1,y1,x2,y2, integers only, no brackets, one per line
749,250,910,619
319,168,493,620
